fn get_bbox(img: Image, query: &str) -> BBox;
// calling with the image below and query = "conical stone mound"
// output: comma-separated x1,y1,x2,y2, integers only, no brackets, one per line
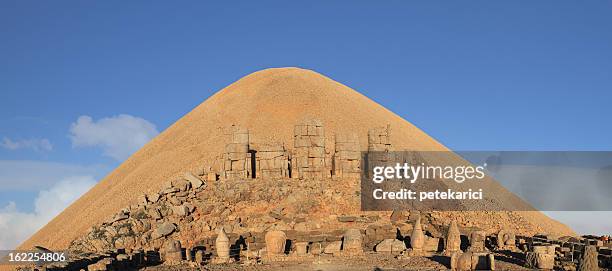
19,67,574,251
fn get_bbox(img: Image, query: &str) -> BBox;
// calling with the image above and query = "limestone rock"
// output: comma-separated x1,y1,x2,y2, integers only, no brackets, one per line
375,239,406,253
172,205,189,217
87,258,113,271
152,222,176,239
324,241,342,254
184,172,205,189
148,193,160,203
172,179,191,191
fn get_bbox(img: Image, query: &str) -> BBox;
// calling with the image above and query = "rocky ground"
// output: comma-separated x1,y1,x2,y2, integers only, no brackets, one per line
68,171,562,256
140,253,531,271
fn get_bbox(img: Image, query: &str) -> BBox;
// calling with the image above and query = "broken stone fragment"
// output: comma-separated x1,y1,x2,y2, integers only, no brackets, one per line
375,239,406,253
116,253,129,261
451,252,495,271
87,258,113,271
324,240,342,254
337,216,357,222
269,210,283,220
152,222,176,239
148,193,160,203
172,179,191,191
168,196,183,206
107,213,128,224
172,205,189,217
161,187,179,195
148,208,162,220
184,172,205,189
184,202,195,213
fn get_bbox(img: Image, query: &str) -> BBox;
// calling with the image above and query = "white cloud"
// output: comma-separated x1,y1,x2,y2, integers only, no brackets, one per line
0,137,52,152
69,114,159,161
0,176,96,250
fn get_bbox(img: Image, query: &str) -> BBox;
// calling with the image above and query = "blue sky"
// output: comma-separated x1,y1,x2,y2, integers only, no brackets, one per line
1,1,611,248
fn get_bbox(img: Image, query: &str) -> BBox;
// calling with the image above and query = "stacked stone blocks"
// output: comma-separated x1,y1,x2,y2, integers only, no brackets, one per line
333,133,361,178
292,120,328,179
222,126,251,179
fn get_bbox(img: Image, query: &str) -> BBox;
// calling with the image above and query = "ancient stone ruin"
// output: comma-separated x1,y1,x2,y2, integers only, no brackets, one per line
222,125,251,179
25,119,612,271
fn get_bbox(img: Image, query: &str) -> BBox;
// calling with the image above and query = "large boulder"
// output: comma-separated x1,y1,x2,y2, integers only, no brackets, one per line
152,222,176,240
184,172,205,189
375,239,406,252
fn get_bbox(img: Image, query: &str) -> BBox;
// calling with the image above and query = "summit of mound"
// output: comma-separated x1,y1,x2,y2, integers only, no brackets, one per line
19,67,574,250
